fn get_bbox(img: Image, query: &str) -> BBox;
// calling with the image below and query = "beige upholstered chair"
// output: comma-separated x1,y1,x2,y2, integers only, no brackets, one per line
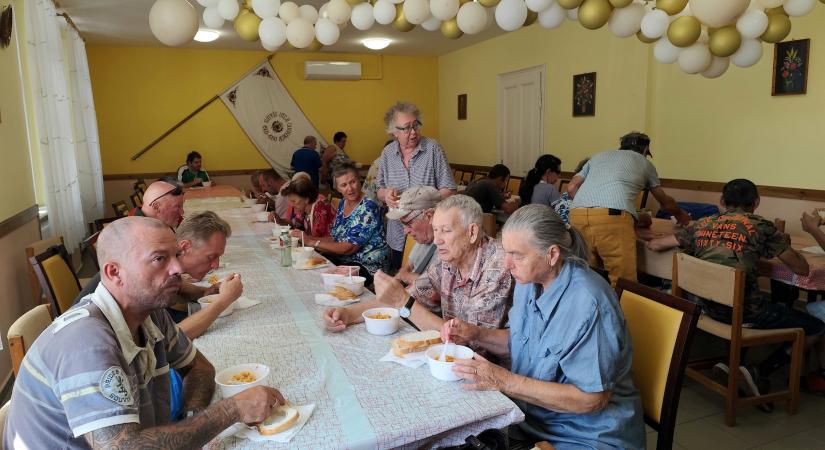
8,304,54,377
25,235,65,306
29,244,82,315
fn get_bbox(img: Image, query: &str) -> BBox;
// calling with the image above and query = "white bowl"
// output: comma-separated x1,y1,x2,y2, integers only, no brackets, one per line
215,363,270,398
255,212,270,222
242,197,258,206
335,276,366,296
251,204,266,213
202,181,212,187
362,307,399,336
321,273,344,290
197,294,234,318
426,344,475,381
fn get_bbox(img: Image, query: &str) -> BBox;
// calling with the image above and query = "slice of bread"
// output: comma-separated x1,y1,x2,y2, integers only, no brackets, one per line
328,286,357,300
391,330,442,357
257,404,300,436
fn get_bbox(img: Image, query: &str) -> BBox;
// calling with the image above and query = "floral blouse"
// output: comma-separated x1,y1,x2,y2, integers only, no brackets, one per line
331,197,389,274
289,196,335,237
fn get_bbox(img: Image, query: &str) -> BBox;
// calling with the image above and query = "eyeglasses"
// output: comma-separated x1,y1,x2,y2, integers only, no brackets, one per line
400,209,424,226
149,186,183,207
394,120,422,134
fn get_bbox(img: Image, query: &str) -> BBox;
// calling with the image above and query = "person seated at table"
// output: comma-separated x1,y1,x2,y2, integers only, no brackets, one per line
283,176,335,238
324,195,513,334
465,164,519,214
179,151,210,188
647,179,825,394
309,164,389,284
3,216,285,449
322,131,351,185
132,180,185,229
291,136,323,187
258,169,288,221
386,186,443,285
442,205,644,449
247,170,262,199
519,154,562,207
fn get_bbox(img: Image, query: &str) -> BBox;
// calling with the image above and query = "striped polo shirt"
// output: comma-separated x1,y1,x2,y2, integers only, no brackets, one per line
3,283,196,449
570,149,661,217
376,137,456,251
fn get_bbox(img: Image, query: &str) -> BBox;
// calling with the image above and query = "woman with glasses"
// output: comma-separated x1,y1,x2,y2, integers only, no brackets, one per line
283,177,335,238
375,101,457,273
310,164,389,284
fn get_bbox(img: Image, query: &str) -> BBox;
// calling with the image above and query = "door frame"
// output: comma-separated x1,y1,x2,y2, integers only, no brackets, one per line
496,64,547,176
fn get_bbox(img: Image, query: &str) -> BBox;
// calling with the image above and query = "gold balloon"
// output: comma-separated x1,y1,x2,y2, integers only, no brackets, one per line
440,18,463,39
391,4,415,32
655,0,687,15
609,0,632,7
478,0,500,6
765,6,786,15
243,0,253,9
667,15,701,47
346,0,363,4
709,25,741,57
308,39,324,51
578,0,612,30
557,0,584,9
234,10,261,42
761,12,790,43
524,10,538,26
636,30,657,43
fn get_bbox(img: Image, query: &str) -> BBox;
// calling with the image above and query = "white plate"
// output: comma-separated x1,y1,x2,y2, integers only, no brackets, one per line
294,262,330,270
314,293,361,307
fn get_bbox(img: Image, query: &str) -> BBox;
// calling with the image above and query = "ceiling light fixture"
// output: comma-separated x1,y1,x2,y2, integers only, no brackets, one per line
362,38,391,50
194,29,220,43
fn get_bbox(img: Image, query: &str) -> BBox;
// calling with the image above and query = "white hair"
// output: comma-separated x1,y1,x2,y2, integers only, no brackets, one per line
435,195,482,228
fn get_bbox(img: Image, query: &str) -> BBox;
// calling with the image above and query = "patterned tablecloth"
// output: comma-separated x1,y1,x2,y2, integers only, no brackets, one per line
188,194,524,449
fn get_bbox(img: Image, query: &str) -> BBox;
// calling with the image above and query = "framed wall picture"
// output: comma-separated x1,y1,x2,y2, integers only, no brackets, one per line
457,94,467,120
573,72,596,116
772,38,810,96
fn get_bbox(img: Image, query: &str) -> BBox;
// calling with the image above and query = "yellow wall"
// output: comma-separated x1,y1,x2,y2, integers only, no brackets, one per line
439,9,825,190
0,0,36,220
87,46,439,175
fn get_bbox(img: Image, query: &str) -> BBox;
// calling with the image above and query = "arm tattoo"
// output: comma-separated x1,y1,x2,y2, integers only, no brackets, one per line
85,400,238,450
181,352,216,412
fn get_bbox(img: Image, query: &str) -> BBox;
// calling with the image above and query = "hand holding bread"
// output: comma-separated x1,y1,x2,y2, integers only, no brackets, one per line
231,385,286,425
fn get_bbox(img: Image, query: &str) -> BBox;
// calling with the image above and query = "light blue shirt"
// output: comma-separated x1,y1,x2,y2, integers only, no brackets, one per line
509,261,644,450
571,149,660,216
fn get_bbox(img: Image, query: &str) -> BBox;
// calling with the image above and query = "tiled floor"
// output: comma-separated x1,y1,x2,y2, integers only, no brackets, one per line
649,379,825,449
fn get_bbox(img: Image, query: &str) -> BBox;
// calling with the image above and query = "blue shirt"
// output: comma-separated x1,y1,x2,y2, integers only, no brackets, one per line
509,261,644,450
291,147,323,186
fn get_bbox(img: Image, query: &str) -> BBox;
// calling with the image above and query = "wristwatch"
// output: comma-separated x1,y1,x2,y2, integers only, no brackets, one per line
398,296,420,331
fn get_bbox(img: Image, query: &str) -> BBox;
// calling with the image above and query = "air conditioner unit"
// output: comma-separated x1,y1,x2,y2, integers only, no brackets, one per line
304,61,362,80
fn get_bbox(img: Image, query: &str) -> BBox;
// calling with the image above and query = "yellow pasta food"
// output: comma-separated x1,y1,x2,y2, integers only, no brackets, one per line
230,371,256,383
368,313,391,320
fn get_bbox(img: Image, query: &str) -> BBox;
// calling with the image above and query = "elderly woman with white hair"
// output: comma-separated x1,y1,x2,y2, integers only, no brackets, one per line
442,204,644,450
323,195,512,335
376,101,457,273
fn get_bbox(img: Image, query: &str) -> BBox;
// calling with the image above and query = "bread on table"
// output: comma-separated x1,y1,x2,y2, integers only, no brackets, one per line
391,330,442,357
257,404,300,436
329,286,357,300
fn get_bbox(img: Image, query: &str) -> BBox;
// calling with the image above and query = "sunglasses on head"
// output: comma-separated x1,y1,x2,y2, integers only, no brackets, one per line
150,186,183,207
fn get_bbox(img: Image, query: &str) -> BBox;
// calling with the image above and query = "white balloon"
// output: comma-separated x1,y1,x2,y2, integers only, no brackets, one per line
150,0,199,46
678,43,712,74
252,0,280,18
203,7,225,28
327,0,353,24
757,0,785,7
640,9,668,39
688,0,748,28
608,2,645,38
731,38,763,67
422,16,442,30
538,2,565,28
403,0,431,24
783,0,815,16
286,17,315,47
279,2,300,23
259,17,287,47
196,0,219,7
373,0,396,24
457,1,488,34
351,3,376,29
736,9,768,39
430,0,460,21
525,0,554,13
566,6,578,20
319,3,330,18
262,40,281,51
217,0,240,20
300,4,319,23
653,37,681,64
495,0,528,31
701,56,730,78
314,17,340,45
387,0,404,4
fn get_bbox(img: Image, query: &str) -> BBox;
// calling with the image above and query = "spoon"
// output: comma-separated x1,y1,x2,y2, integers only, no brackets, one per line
440,319,453,362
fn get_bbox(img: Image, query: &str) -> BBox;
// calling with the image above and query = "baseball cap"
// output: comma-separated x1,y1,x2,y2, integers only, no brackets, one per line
386,186,442,220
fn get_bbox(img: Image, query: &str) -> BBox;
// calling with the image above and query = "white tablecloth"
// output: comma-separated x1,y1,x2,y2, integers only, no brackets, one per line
192,201,524,449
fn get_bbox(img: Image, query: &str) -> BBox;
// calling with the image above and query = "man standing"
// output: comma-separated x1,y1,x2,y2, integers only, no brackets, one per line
291,136,323,187
567,131,689,285
4,217,284,449
134,181,185,229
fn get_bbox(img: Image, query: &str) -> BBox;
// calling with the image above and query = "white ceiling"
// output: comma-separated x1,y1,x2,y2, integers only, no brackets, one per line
57,0,507,55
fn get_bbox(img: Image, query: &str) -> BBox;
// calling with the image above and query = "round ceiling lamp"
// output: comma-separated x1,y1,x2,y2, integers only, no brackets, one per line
362,37,391,49
194,29,221,42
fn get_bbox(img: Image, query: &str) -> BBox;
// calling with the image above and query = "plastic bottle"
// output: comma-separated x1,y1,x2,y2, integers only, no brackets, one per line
280,229,292,267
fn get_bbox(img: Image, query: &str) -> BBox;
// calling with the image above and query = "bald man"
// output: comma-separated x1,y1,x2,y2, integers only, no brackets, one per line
4,217,285,449
135,181,185,228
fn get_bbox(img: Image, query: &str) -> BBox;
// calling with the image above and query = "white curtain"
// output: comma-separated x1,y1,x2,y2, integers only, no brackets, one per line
23,0,104,252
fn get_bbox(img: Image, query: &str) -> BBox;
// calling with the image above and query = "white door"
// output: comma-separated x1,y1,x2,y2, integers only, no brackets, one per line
496,65,545,178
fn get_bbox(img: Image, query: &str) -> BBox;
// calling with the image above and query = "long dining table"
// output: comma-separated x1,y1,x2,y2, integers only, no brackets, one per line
182,186,524,449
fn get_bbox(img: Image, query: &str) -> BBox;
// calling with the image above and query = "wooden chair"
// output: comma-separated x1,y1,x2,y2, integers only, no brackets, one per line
453,169,463,184
672,252,804,426
80,231,101,270
112,200,129,217
635,189,649,210
616,279,700,449
460,171,472,185
134,179,148,194
94,216,118,231
129,191,143,208
29,244,82,315
774,218,786,233
401,234,417,269
482,213,496,238
8,304,54,377
471,171,486,182
507,176,522,195
25,236,65,306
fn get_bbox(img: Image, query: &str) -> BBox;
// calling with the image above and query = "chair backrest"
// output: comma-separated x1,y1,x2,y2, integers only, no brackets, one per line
635,189,649,210
482,213,496,238
471,171,486,182
177,164,188,181
453,169,463,183
29,245,82,315
330,196,341,211
774,218,786,233
460,171,472,185
134,179,148,194
507,176,522,195
0,401,8,443
112,200,129,218
25,236,66,305
558,178,570,194
8,304,53,377
129,191,143,208
80,231,101,270
616,279,699,449
94,216,118,231
401,234,416,269
672,252,741,307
